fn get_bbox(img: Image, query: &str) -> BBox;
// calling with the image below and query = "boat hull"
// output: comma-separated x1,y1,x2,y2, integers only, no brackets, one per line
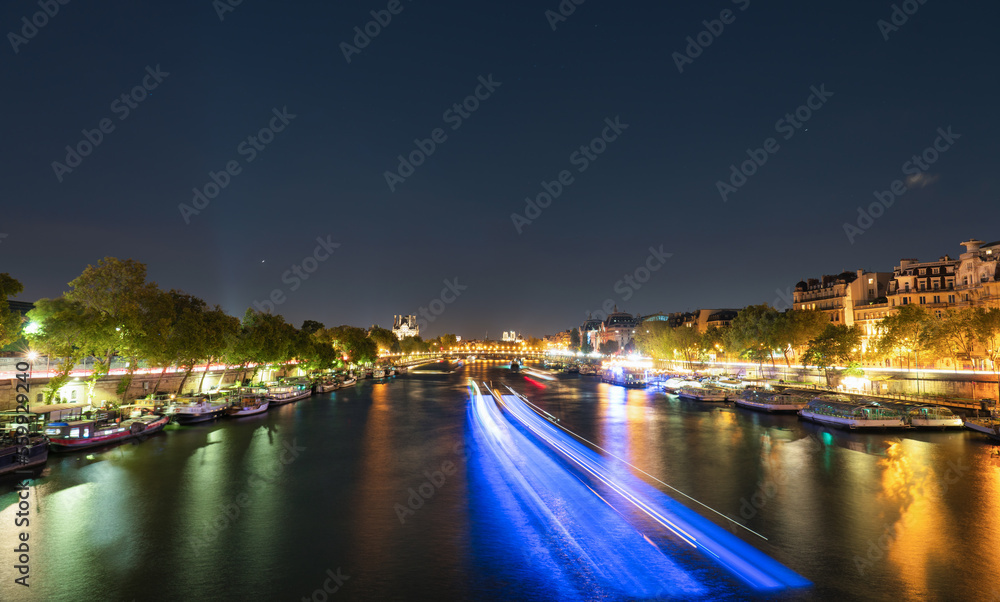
0,437,49,476
174,408,228,424
267,390,311,405
49,415,170,451
964,420,1000,441
799,410,905,430
734,399,805,413
910,417,964,429
226,402,269,417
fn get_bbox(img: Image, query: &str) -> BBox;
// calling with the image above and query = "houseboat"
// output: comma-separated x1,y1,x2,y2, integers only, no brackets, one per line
879,402,964,429
373,368,387,379
735,389,809,413
798,397,906,430
168,396,230,424
44,408,169,451
265,383,311,405
601,367,647,388
315,377,340,393
964,418,1000,442
226,390,270,417
0,411,49,476
677,385,729,402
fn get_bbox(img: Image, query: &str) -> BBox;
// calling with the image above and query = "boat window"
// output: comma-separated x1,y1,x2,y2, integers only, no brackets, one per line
83,428,90,438
70,428,79,437
45,428,60,435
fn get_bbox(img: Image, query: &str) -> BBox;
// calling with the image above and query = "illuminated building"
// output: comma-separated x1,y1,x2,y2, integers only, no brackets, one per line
392,314,419,338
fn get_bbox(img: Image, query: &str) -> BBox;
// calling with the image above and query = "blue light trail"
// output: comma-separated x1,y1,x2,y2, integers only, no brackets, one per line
466,380,811,598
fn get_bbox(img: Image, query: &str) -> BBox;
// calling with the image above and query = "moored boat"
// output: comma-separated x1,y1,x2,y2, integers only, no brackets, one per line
735,389,808,413
879,402,963,429
373,368,387,379
798,396,906,430
167,396,230,424
0,411,49,476
315,378,340,393
266,383,311,405
226,391,270,417
677,385,728,402
964,418,1000,441
601,367,647,388
340,376,358,387
44,408,169,451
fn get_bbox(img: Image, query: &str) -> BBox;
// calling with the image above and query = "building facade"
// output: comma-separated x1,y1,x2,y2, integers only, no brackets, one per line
392,314,419,339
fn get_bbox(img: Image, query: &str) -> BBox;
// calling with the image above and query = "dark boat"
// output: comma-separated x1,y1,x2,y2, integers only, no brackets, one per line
44,407,169,452
510,361,520,373
0,411,49,476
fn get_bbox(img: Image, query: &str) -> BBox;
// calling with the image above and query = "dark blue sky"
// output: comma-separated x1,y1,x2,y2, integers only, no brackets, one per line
3,0,999,338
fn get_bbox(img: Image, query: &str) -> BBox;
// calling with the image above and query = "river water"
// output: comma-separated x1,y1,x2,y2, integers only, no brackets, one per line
2,361,999,601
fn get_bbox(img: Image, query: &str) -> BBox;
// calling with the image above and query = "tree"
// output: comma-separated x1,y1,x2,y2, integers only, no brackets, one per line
599,340,619,355
873,304,933,370
971,307,1000,408
64,257,160,402
569,327,581,351
803,324,862,385
931,308,977,371
324,325,377,365
368,326,399,355
301,320,325,335
0,273,24,349
634,321,673,360
730,304,780,371
773,309,828,368
199,307,240,392
24,297,91,402
702,326,730,362
400,335,428,355
673,326,702,367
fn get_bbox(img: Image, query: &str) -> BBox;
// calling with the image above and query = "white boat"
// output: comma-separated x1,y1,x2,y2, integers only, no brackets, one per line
226,393,269,417
315,378,340,393
266,384,311,405
798,396,906,430
964,418,1000,441
168,396,230,424
677,386,728,402
340,376,358,387
735,389,808,413
373,368,387,379
880,402,963,429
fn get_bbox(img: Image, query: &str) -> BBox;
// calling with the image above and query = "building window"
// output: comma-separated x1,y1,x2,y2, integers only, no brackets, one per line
949,295,955,303
919,268,926,275
71,390,77,399
36,393,43,403
919,296,926,304
905,283,911,291
902,298,909,305
933,295,940,304
932,267,940,274
919,282,926,291
947,266,955,273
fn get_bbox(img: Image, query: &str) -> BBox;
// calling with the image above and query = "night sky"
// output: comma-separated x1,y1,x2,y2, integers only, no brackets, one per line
3,0,999,338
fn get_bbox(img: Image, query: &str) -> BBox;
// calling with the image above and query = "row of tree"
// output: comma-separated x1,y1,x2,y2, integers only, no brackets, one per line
0,258,458,404
632,303,1000,390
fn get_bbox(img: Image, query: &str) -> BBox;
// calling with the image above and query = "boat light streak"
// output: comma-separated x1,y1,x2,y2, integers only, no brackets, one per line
491,383,810,592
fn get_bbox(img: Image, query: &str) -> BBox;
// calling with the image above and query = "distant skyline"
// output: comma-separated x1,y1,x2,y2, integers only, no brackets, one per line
3,1,999,338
